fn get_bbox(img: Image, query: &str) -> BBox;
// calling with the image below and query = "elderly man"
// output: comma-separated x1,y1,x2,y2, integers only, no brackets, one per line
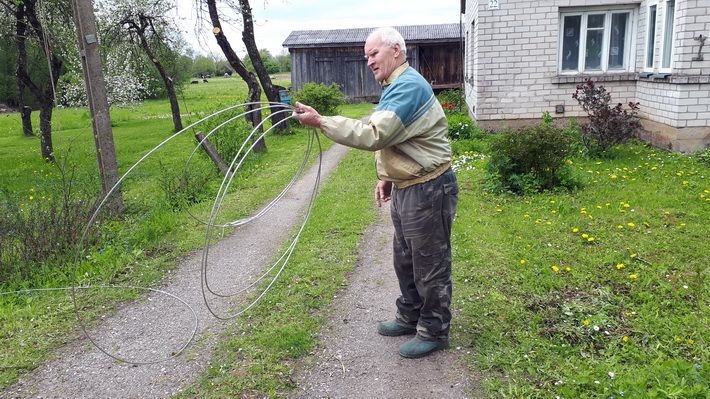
294,26,458,359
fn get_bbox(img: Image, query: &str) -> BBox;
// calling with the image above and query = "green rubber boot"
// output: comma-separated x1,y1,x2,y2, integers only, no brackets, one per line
399,336,449,358
377,320,417,336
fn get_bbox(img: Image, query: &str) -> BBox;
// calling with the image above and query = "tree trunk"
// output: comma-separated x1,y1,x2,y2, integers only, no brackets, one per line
237,0,287,132
206,0,266,152
135,25,183,132
38,100,54,160
21,0,63,161
20,106,33,136
195,132,229,175
14,3,33,137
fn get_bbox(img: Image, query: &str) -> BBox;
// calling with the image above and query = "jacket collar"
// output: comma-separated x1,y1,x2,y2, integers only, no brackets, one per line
382,62,409,86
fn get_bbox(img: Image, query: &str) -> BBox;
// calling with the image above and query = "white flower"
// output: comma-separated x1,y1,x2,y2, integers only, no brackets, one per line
608,371,615,379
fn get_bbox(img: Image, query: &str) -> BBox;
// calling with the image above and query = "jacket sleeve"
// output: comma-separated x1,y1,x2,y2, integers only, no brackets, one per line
319,111,407,151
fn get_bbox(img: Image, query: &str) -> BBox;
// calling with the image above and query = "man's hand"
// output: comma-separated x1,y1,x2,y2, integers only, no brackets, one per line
293,102,322,129
375,180,392,208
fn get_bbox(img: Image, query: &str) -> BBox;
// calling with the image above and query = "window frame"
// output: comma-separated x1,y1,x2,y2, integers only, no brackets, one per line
558,6,637,75
645,1,658,71
660,0,676,72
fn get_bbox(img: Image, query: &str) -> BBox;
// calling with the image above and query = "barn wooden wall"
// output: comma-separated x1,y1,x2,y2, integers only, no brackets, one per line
290,43,461,102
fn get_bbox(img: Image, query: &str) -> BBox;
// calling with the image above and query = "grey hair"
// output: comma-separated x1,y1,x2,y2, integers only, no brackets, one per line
367,27,407,56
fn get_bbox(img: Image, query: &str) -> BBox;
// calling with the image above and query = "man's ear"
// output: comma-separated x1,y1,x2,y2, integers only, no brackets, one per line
393,43,401,58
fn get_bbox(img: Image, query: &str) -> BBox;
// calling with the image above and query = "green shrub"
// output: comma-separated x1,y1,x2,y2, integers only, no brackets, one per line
447,112,484,141
438,89,466,114
157,161,213,210
292,82,345,116
198,102,260,164
695,146,710,167
486,123,577,194
0,163,97,283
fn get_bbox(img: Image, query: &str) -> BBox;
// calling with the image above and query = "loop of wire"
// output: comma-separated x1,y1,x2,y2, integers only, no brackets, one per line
1,102,320,365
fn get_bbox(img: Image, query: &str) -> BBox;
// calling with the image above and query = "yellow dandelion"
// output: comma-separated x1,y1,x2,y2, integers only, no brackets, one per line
496,208,502,212
582,233,589,238
611,175,618,179
687,339,695,345
627,222,636,227
523,214,530,218
587,237,595,242
616,263,625,270
550,200,556,204
651,166,657,170
623,203,631,208
629,274,638,279
551,265,560,272
520,259,527,265
582,319,591,326
630,253,637,258
572,228,579,233
617,225,625,229
564,266,572,272
622,336,630,342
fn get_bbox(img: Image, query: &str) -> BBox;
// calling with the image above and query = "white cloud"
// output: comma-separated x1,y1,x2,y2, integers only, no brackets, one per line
174,0,461,57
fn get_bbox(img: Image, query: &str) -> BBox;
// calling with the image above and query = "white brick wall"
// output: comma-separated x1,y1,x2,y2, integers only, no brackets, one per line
463,0,710,151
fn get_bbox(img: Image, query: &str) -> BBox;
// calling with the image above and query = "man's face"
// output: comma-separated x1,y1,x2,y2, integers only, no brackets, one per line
364,35,401,82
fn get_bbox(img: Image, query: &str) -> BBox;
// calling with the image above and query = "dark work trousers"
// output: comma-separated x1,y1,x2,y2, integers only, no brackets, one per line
390,168,458,342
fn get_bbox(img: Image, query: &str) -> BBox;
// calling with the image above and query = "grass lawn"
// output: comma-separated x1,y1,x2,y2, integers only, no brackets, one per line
451,143,708,397
0,78,707,398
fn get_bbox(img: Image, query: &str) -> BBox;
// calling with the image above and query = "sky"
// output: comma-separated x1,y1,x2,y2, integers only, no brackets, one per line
173,0,462,57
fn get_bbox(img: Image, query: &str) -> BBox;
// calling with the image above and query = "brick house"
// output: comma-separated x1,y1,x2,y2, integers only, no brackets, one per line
461,0,710,153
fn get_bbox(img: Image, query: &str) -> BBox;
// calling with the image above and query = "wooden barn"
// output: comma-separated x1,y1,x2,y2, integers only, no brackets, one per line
282,23,463,102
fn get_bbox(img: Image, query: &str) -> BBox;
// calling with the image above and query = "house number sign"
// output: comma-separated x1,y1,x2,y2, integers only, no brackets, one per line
488,0,500,9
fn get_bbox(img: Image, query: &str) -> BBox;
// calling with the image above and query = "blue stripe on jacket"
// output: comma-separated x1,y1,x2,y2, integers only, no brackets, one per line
375,67,435,127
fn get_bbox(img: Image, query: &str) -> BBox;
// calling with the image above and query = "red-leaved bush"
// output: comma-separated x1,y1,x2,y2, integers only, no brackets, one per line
573,79,642,153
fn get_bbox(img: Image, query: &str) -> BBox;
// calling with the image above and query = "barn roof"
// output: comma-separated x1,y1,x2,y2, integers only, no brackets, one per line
282,23,462,49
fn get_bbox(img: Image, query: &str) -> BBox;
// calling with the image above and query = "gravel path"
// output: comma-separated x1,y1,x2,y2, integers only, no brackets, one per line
2,138,483,398
289,204,484,399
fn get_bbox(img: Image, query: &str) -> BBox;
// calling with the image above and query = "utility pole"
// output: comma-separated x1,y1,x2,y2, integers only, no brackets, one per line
70,0,123,213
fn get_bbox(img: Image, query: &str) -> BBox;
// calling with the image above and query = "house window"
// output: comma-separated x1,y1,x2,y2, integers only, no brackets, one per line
559,9,634,73
661,0,675,69
646,4,658,69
